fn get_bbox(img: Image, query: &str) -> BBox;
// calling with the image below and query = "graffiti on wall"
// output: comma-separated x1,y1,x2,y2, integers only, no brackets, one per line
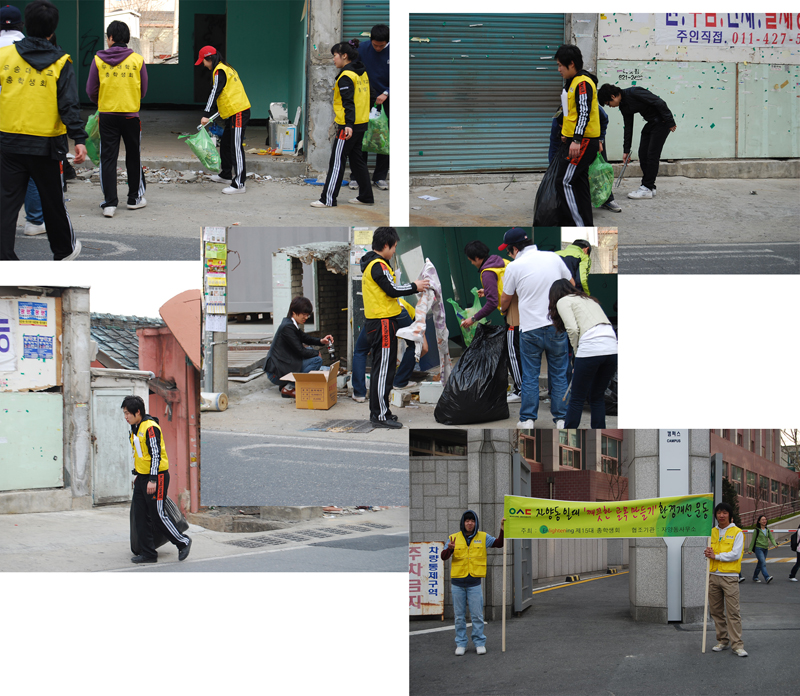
655,13,800,46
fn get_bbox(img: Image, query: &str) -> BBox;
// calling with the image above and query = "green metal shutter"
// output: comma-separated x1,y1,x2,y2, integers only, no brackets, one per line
342,0,390,40
410,14,565,173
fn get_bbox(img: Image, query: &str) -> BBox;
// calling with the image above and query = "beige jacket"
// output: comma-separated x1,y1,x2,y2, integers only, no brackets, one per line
555,295,612,351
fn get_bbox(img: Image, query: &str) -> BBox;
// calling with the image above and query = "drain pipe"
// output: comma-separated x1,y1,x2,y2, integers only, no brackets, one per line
187,356,200,513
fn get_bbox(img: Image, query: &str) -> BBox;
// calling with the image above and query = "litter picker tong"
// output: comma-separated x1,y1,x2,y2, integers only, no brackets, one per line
197,112,219,131
615,157,629,188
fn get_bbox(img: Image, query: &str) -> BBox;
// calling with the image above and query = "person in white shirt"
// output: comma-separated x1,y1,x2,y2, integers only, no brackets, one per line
499,227,572,429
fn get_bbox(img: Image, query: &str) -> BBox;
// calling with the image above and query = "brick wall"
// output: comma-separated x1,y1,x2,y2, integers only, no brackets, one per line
530,470,629,502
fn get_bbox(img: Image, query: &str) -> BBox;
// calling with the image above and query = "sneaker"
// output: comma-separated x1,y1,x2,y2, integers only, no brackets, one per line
753,578,761,583
627,185,653,199
733,648,748,658
349,198,374,205
375,180,389,190
310,200,332,208
555,419,565,429
127,197,147,210
455,646,466,656
651,187,657,197
507,392,521,403
131,555,157,564
738,576,746,583
766,576,773,584
210,174,232,184
394,381,418,391
24,221,46,236
370,418,402,430
601,200,622,212
348,180,358,190
178,538,192,561
61,240,82,261
102,206,116,218
351,394,366,403
516,420,535,429
790,577,798,582
476,646,486,655
711,643,729,652
222,186,245,195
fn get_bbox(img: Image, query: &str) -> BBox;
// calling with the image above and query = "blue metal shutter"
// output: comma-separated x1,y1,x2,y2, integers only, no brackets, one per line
410,14,565,173
342,0,390,40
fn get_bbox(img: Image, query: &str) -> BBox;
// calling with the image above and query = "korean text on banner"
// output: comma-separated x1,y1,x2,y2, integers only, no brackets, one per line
409,541,444,616
503,493,713,539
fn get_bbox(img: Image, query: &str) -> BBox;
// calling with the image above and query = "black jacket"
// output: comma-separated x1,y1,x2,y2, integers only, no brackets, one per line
619,86,675,153
336,60,369,132
359,250,419,298
564,69,600,141
264,317,324,385
0,37,87,158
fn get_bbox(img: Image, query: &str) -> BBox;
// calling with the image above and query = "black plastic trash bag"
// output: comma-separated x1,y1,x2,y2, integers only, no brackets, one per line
130,496,189,556
533,155,562,227
434,323,509,425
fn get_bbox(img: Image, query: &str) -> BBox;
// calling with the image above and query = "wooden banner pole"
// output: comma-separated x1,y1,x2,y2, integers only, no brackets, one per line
502,541,507,653
702,536,711,653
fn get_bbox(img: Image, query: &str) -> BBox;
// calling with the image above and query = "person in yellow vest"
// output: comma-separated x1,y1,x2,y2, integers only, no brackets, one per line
441,510,505,656
197,45,251,194
704,502,747,656
86,20,148,218
359,227,429,428
122,395,191,564
553,44,601,227
0,0,86,260
311,39,374,208
461,240,523,403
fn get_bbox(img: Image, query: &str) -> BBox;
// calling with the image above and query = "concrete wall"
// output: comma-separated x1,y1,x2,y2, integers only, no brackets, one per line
304,261,348,368
307,0,341,173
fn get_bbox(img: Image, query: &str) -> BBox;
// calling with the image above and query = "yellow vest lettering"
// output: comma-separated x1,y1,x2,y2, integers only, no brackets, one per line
709,525,743,574
480,260,510,310
450,531,488,579
0,46,70,137
561,74,601,139
130,419,170,475
333,69,369,126
95,53,144,112
363,257,402,319
214,64,251,119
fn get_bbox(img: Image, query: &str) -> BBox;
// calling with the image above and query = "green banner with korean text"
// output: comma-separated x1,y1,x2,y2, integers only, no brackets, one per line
504,494,714,539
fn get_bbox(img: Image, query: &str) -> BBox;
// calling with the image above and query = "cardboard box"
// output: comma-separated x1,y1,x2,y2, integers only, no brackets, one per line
281,361,339,410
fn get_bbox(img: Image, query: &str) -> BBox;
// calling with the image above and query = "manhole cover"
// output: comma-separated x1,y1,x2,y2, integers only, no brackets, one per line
321,527,354,535
270,532,312,542
359,523,392,529
297,529,334,538
304,419,375,434
341,525,375,532
225,536,287,548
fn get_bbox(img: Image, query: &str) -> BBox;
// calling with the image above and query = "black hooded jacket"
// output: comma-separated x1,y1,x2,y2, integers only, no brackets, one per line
619,86,676,153
335,60,369,132
0,37,87,157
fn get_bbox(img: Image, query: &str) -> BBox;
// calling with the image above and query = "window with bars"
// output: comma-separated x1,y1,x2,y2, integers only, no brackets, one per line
731,466,743,494
601,435,620,475
746,471,756,498
559,430,582,469
759,475,769,500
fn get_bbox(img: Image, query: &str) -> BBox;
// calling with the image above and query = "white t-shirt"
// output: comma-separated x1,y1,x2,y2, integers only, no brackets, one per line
576,324,618,358
502,245,572,332
0,30,25,48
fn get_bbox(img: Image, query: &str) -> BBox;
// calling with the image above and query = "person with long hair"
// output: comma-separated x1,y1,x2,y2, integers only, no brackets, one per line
548,279,617,428
748,514,776,583
195,45,251,194
311,39,373,208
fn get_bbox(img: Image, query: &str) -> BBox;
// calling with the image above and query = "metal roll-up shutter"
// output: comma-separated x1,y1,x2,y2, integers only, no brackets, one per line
410,13,565,173
342,0,390,40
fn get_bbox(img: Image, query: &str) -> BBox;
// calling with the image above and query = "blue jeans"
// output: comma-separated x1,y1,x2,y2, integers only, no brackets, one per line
452,583,485,648
351,309,416,397
753,547,771,581
519,326,569,424
25,179,43,225
564,353,618,429
266,355,323,386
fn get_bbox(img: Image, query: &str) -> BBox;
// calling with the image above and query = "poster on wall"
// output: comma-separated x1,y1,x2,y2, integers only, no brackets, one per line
0,296,59,390
655,13,797,47
0,300,17,372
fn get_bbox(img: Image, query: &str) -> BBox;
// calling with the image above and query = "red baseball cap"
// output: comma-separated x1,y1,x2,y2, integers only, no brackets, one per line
195,45,217,65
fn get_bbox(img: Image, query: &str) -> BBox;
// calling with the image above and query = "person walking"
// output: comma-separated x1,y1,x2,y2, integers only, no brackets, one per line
548,279,617,429
748,514,777,583
789,520,800,582
311,39,373,208
196,45,251,194
86,20,148,218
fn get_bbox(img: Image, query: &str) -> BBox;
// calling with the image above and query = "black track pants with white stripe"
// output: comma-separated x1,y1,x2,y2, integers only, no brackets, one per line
99,114,146,207
506,324,523,394
366,316,398,422
133,470,189,559
554,137,599,227
0,151,77,260
319,128,373,206
220,109,250,189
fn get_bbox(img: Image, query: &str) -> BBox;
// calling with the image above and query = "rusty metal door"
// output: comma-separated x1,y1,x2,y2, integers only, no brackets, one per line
512,452,534,613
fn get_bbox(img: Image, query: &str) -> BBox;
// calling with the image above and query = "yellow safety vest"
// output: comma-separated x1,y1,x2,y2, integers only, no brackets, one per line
561,74,601,139
399,298,415,320
363,257,402,319
333,68,369,126
710,525,743,574
130,418,170,476
95,52,144,112
449,531,488,579
213,63,251,119
480,260,510,310
0,46,70,137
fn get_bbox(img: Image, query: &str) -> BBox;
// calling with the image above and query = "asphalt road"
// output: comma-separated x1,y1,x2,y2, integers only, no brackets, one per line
201,430,409,506
619,241,800,274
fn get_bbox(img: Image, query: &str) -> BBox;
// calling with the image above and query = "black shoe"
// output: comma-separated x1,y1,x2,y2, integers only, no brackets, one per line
388,413,399,421
131,555,157,564
370,418,402,429
179,538,192,561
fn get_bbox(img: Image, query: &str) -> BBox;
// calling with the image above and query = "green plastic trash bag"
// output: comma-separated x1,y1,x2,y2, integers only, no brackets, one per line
362,104,389,155
85,110,101,166
588,151,614,208
178,127,221,173
447,288,488,347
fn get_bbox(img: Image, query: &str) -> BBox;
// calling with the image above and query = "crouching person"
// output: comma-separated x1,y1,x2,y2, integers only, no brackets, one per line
441,511,504,656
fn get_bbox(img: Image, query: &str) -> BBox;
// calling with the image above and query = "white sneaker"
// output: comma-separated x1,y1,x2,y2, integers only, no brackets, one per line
24,221,46,236
651,187,657,197
507,392,521,403
753,578,761,583
348,198,374,205
102,206,116,218
476,646,486,655
351,394,366,403
127,197,147,210
790,577,798,582
733,648,748,658
348,180,358,190
555,419,565,429
627,185,653,199
210,174,232,184
711,643,729,652
222,186,245,195
394,381,418,391
310,200,331,208
455,646,466,656
516,420,535,429
376,180,389,190
61,240,82,261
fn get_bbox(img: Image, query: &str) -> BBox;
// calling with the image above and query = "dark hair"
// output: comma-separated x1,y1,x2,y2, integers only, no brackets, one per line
24,0,58,38
548,279,602,333
572,239,592,255
714,502,734,518
5,21,24,32
598,84,622,106
288,296,313,318
121,395,146,418
206,52,231,70
555,44,583,72
464,240,490,262
755,514,768,528
331,38,360,62
508,237,534,255
372,226,399,252
370,24,389,42
106,20,130,45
